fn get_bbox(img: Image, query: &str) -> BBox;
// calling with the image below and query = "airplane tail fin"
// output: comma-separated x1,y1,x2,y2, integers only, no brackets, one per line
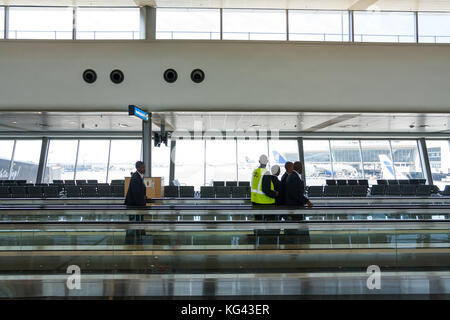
272,150,287,164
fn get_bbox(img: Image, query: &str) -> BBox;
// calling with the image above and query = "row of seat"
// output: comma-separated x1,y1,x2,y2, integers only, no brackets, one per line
52,179,125,185
164,186,251,198
325,179,427,186
307,184,445,197
212,181,250,187
0,180,27,185
0,185,124,198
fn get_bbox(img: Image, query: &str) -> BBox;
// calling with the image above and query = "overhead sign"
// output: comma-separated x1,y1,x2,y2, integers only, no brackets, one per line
128,105,149,121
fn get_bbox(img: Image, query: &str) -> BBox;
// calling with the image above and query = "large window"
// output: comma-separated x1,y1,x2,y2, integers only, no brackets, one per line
354,11,416,42
156,8,220,40
152,141,170,185
0,140,14,179
205,139,237,185
8,7,73,39
391,140,424,179
44,140,78,182
10,140,42,183
360,140,393,183
174,139,205,189
0,7,4,39
330,140,363,179
223,9,286,40
289,10,350,41
76,7,140,40
303,140,332,186
237,139,269,184
418,12,450,43
108,140,141,183
268,139,299,176
426,140,450,190
75,140,109,182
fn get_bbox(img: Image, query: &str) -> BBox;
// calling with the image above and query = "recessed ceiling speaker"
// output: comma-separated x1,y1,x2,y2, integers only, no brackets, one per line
191,69,205,83
163,69,178,83
82,69,97,84
110,69,124,84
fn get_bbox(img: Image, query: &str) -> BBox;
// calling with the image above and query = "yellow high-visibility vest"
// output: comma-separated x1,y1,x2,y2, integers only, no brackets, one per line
251,168,275,204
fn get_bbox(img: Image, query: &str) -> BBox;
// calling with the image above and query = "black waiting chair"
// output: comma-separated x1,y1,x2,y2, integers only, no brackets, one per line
0,186,10,198
336,180,347,186
326,180,336,186
337,186,353,197
97,185,112,197
27,186,43,198
180,186,195,198
388,180,399,185
43,186,59,198
52,180,64,184
352,185,368,197
215,186,230,198
225,181,238,187
231,186,249,198
441,185,450,196
111,180,125,185
386,185,401,196
371,185,386,196
400,184,416,196
65,186,82,197
87,180,98,184
358,179,369,186
76,180,87,185
238,181,250,187
81,186,98,197
64,180,76,185
307,186,323,197
10,186,27,198
418,179,426,185
164,186,179,198
200,186,215,198
377,180,388,185
111,185,124,197
16,180,27,185
416,185,433,197
398,179,410,185
213,181,225,187
324,185,338,197
347,180,358,185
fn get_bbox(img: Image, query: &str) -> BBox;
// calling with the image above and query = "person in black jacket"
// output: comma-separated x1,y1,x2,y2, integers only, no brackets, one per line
125,161,146,207
285,161,313,208
261,164,281,204
124,161,146,243
279,161,294,205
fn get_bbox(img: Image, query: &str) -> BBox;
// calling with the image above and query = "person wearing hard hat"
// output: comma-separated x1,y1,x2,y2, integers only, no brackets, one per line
251,155,278,205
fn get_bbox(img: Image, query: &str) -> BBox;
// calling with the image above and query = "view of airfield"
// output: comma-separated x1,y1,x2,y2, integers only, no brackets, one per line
1,138,449,191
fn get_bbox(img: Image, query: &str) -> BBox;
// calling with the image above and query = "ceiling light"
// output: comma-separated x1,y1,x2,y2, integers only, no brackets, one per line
118,123,129,128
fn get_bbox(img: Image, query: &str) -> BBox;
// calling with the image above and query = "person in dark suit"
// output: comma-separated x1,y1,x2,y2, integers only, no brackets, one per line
125,161,146,207
124,161,146,243
285,161,313,208
279,161,294,205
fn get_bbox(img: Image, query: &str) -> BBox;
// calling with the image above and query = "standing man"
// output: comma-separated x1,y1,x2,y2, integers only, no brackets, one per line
251,155,278,205
279,161,294,205
125,161,147,207
285,161,313,208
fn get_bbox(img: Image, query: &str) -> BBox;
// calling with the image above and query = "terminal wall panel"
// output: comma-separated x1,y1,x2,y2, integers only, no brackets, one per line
0,40,449,113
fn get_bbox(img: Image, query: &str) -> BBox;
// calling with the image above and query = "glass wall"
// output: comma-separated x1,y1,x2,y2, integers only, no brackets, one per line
76,7,140,39
303,140,332,186
391,140,424,179
268,139,299,177
10,140,42,183
8,7,73,39
418,12,450,43
237,139,269,183
223,9,286,40
108,140,141,183
360,140,393,183
353,11,416,42
75,140,109,182
44,140,78,182
289,10,350,41
205,139,237,185
152,141,170,185
0,140,14,179
0,7,5,39
330,140,363,179
174,139,205,189
426,140,450,190
156,8,220,39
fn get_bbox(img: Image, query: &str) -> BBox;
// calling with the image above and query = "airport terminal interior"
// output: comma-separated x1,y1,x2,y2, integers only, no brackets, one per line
1,0,450,299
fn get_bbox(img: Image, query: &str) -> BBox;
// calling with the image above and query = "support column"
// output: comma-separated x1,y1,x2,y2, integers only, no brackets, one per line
349,10,354,42
36,137,49,183
4,6,9,39
143,115,152,177
8,140,16,180
418,138,433,185
297,137,306,183
140,6,157,40
72,7,77,40
169,139,176,185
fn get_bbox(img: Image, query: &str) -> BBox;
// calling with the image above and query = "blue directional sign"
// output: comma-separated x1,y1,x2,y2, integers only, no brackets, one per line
128,105,149,121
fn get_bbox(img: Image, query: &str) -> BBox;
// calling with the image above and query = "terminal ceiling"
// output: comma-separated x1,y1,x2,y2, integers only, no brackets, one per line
0,112,449,136
2,1,450,12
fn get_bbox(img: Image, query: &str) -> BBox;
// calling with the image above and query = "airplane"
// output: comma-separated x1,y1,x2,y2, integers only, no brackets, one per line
379,154,409,179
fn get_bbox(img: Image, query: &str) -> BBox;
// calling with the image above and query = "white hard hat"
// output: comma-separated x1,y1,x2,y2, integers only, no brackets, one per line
259,154,268,165
271,165,280,175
